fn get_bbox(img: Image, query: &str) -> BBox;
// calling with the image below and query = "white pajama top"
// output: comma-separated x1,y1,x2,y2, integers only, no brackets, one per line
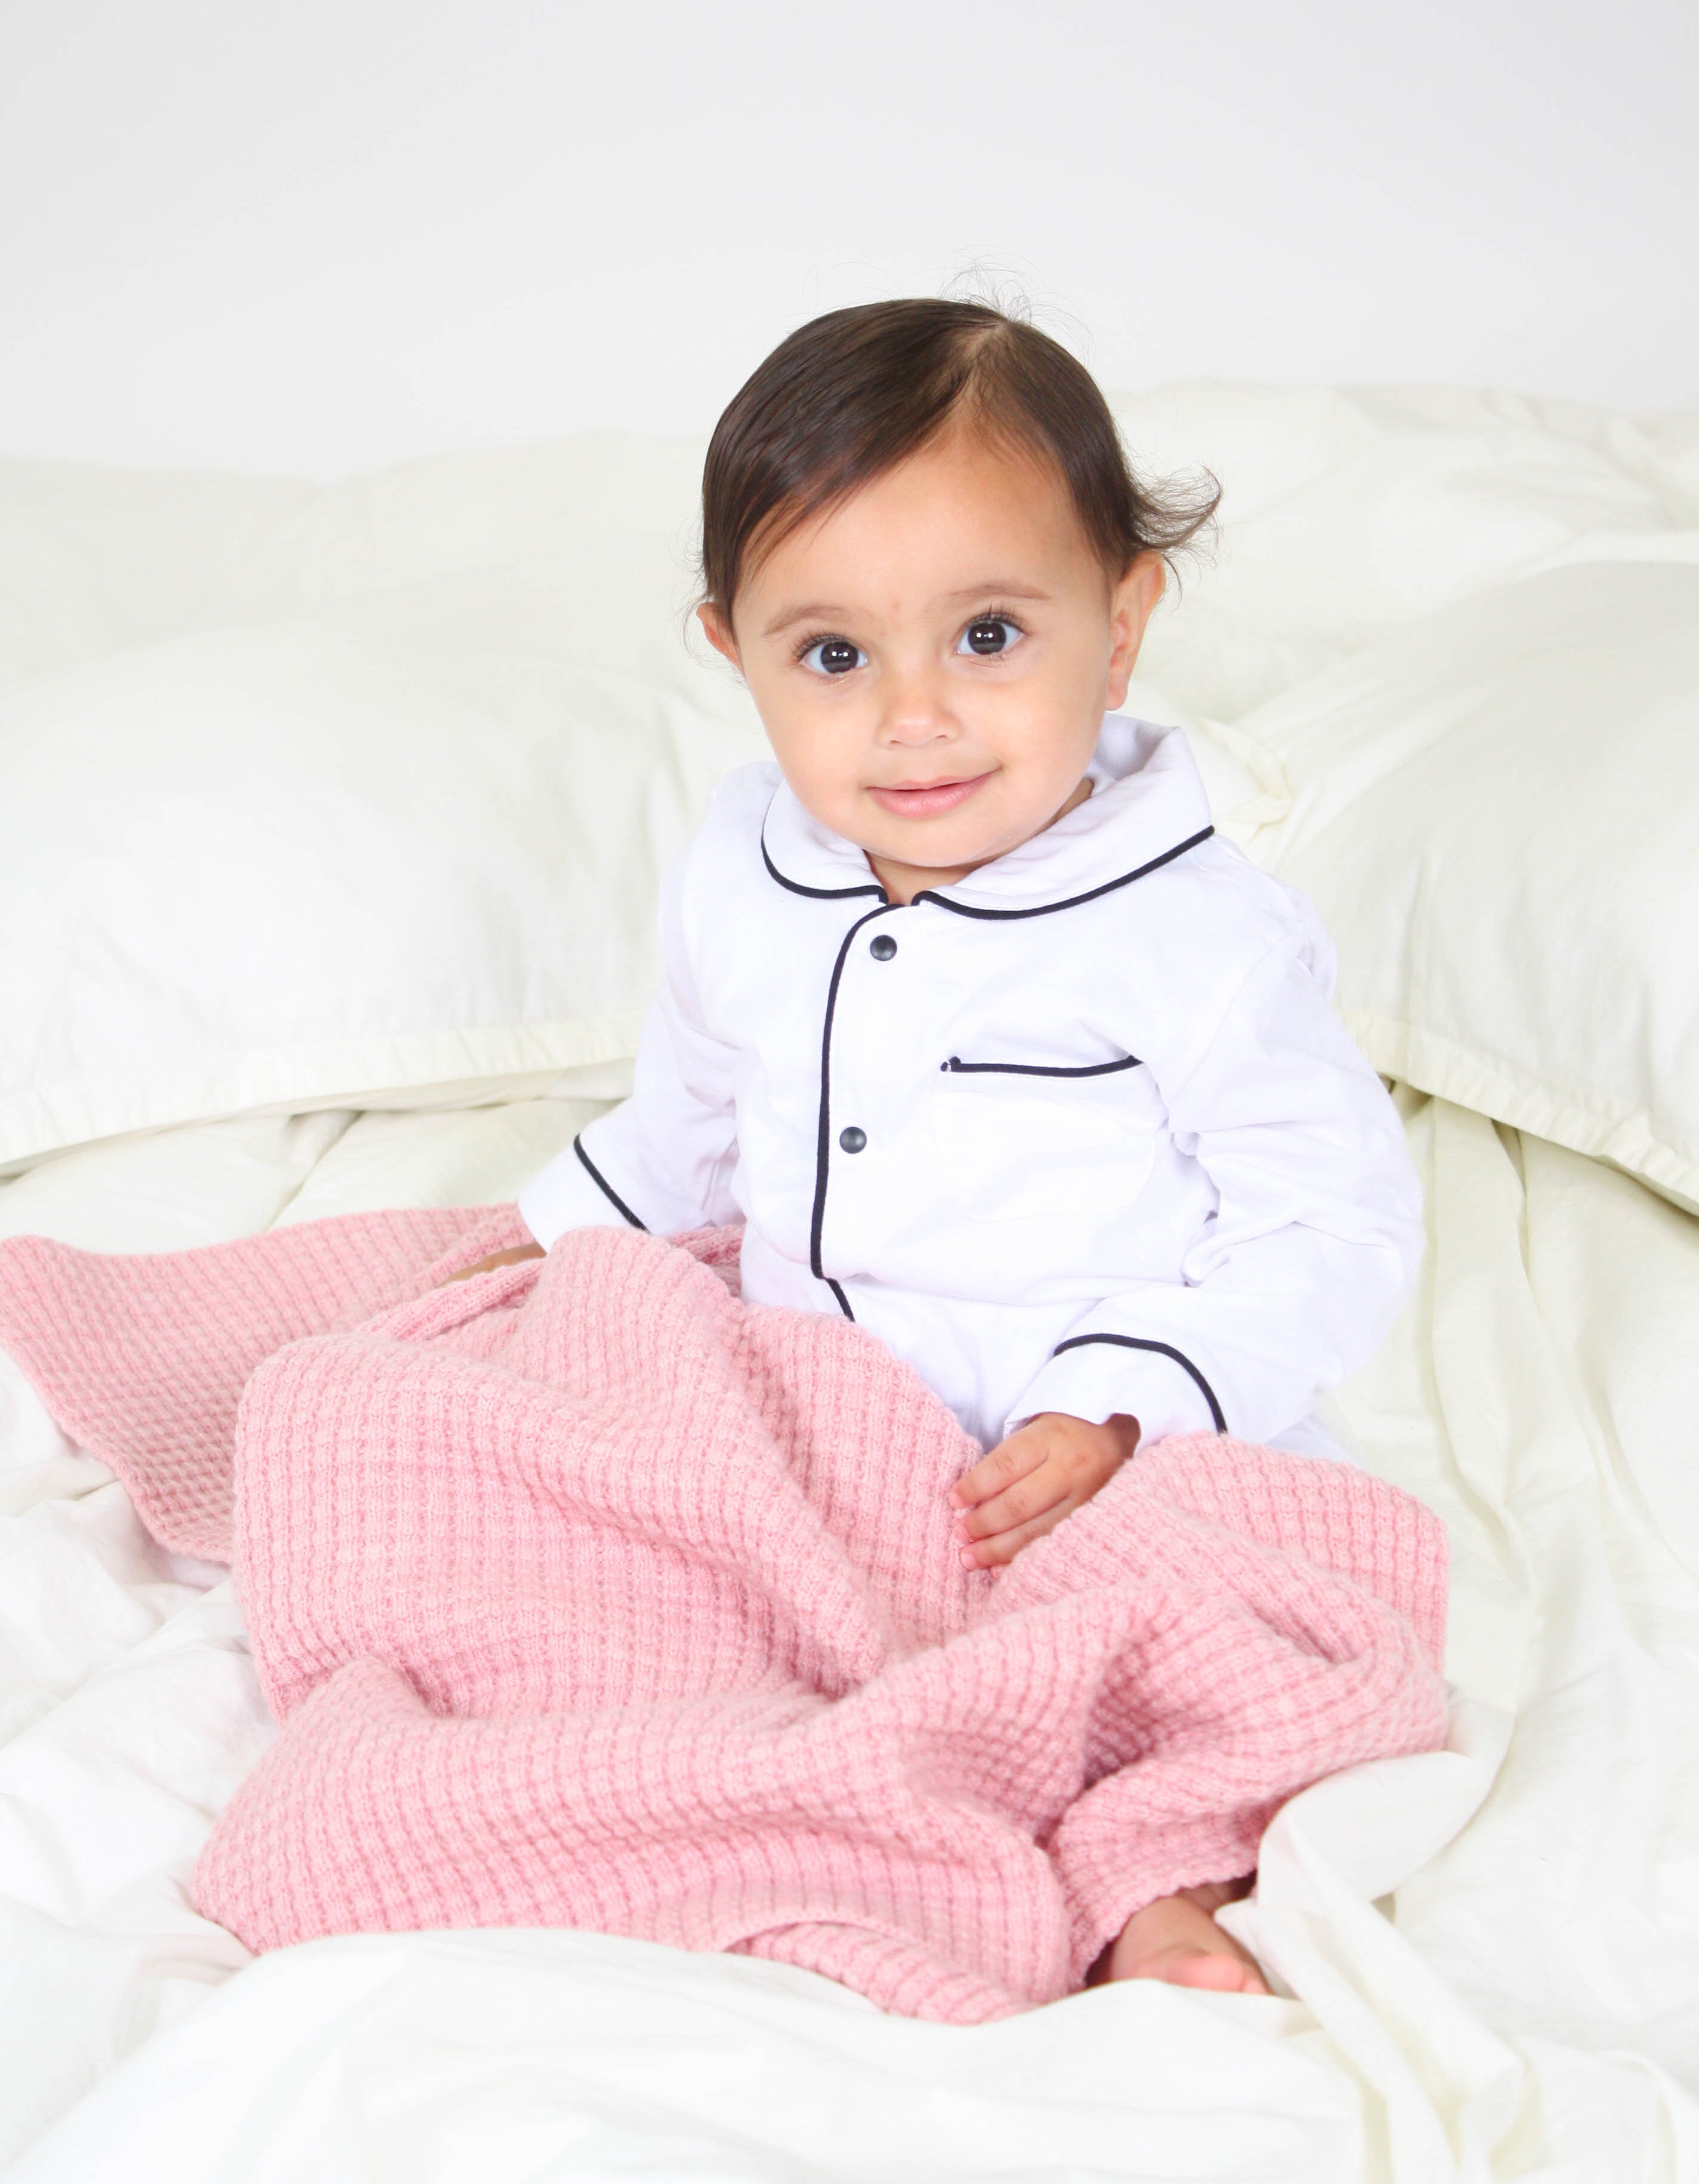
520,717,1423,1453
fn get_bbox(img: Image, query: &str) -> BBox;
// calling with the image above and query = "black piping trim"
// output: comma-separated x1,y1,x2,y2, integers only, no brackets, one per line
573,1134,648,1233
942,1053,1141,1079
761,815,886,903
825,1278,855,1322
1051,1334,1227,1434
912,826,1213,921
808,904,895,1288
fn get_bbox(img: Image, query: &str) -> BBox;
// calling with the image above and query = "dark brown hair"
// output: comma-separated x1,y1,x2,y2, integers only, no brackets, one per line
699,298,1218,621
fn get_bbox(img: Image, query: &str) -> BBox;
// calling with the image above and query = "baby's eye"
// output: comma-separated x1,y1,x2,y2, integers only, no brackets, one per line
957,617,1023,658
800,636,866,677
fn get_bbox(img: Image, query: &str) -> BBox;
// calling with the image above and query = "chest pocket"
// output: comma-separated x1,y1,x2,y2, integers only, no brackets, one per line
922,1065,1158,1227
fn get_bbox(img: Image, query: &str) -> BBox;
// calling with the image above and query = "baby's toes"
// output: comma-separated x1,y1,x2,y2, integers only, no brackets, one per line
1167,1948,1266,1995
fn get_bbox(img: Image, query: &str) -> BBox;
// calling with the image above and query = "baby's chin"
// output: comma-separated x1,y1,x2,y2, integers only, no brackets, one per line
852,800,1064,878
854,816,1000,868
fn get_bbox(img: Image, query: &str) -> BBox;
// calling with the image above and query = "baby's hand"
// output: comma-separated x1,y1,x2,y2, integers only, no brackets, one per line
949,1412,1139,1569
440,1243,545,1286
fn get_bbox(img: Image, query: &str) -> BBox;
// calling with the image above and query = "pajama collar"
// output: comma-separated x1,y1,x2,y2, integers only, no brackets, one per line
758,715,1215,916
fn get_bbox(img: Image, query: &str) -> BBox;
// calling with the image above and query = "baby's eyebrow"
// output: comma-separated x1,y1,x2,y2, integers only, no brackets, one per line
761,582,1051,641
935,581,1051,608
761,602,849,639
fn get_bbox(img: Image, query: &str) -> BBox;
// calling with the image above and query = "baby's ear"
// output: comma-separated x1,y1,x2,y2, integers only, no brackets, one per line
696,602,742,671
1105,553,1166,703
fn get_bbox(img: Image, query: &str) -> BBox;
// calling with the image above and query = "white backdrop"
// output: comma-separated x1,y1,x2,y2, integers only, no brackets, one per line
0,0,1694,477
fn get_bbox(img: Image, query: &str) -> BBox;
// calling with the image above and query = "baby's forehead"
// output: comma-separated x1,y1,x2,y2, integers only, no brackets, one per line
740,436,1102,620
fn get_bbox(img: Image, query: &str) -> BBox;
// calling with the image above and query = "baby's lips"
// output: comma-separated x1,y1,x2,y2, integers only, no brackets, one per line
865,771,993,818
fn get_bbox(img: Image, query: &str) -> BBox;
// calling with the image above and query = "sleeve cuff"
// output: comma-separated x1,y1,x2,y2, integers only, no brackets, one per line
517,1134,645,1249
1006,1335,1224,1447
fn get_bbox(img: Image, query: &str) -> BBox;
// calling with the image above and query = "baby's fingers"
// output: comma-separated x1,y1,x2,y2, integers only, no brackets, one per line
949,1430,1048,1511
440,1243,545,1288
959,1504,1070,1569
954,1464,1071,1551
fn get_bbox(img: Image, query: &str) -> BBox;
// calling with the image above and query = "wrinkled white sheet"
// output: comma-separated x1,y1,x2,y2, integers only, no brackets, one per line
1,1092,1695,2181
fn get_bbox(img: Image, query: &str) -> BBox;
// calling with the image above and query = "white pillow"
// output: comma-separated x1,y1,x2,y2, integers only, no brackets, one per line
1117,383,1688,725
0,461,312,695
1232,560,1699,1212
0,435,706,697
1,623,765,1170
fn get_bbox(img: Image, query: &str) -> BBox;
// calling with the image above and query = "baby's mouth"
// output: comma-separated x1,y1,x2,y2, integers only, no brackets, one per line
866,772,993,818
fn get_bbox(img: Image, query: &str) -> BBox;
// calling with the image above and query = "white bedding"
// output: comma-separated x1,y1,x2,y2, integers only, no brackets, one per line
2,1089,1695,2180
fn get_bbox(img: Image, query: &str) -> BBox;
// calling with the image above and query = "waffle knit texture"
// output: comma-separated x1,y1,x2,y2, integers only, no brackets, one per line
0,1212,1449,2024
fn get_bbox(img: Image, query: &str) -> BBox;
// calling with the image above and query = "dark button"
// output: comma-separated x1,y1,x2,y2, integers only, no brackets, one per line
838,1125,867,1154
869,933,897,961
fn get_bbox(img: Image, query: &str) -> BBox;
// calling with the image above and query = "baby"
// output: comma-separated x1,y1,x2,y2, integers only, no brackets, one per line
459,299,1423,1994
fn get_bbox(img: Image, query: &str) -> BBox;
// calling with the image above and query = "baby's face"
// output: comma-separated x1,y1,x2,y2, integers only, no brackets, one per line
700,425,1163,899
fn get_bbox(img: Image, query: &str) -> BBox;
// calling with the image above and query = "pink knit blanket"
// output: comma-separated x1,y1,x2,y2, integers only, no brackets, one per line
0,1208,1448,2023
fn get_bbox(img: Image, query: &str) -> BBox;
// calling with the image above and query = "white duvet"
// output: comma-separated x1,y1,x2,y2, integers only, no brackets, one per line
1,1085,1695,2182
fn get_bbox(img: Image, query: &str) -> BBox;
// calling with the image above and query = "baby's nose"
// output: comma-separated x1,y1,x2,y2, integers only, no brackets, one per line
879,672,955,743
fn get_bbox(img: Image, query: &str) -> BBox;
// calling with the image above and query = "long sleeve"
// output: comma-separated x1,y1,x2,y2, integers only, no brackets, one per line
518,862,742,1247
1005,929,1423,1447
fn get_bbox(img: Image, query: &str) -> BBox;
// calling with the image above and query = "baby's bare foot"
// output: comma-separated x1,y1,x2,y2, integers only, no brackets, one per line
1105,1883,1269,1996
